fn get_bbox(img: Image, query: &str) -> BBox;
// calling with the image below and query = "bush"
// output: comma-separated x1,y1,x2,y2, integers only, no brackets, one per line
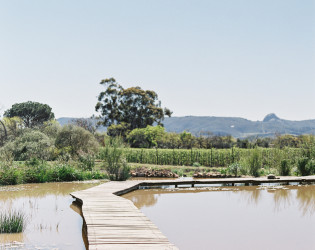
0,161,106,185
192,162,200,167
227,163,241,177
306,159,315,175
78,152,95,171
55,125,99,156
247,148,261,177
239,164,248,176
2,130,54,161
278,159,291,176
100,137,130,181
297,157,310,176
0,165,20,185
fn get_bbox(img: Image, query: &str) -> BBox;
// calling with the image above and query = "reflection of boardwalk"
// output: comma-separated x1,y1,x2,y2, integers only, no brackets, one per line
71,176,315,249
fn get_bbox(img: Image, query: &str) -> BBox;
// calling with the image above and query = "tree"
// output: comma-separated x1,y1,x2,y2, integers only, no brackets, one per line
180,131,194,149
55,125,99,156
95,78,172,135
4,101,55,128
0,108,7,144
72,117,97,134
1,117,23,141
107,122,130,138
127,125,166,148
0,119,7,143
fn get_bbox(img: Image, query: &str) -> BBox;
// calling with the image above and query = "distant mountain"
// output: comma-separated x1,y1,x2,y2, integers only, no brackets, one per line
57,114,315,138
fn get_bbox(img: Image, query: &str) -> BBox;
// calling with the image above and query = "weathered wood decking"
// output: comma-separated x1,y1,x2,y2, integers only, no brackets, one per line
71,176,315,250
71,180,178,250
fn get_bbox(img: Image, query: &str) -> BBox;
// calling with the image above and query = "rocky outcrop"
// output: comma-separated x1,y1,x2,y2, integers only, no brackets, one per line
193,172,239,178
131,167,179,178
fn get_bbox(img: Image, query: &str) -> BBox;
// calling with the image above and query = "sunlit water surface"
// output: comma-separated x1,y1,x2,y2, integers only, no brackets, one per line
0,181,103,250
123,184,315,250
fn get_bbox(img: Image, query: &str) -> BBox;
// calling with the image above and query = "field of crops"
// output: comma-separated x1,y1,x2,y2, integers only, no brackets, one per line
123,147,307,168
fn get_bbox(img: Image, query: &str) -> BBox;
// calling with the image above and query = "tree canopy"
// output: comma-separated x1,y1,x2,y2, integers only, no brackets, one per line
95,78,172,135
4,101,55,128
127,125,166,148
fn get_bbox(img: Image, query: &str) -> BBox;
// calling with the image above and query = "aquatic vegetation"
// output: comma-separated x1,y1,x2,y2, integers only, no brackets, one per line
0,210,26,233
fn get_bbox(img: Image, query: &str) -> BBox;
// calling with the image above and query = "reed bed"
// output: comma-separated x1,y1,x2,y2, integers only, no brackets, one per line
0,210,26,233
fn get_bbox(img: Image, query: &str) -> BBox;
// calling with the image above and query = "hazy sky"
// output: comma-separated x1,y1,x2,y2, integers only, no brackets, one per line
1,0,314,121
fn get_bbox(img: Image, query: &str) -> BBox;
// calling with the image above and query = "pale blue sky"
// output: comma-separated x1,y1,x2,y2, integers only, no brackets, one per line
1,0,314,121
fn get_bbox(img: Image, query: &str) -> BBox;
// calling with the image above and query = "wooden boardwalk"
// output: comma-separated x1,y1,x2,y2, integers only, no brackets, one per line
71,180,178,250
71,176,315,249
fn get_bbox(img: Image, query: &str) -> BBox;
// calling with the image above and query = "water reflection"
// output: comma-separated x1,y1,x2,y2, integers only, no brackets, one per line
297,185,315,216
123,184,315,250
125,185,315,216
0,181,103,249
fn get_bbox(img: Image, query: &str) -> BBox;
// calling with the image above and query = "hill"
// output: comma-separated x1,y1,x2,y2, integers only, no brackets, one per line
57,114,315,138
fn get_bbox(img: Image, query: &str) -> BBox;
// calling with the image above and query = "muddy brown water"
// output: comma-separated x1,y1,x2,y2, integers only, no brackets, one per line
123,184,315,250
0,181,103,250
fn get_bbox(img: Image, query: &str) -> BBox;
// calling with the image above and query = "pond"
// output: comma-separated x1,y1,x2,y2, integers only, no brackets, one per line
0,181,103,250
123,184,315,250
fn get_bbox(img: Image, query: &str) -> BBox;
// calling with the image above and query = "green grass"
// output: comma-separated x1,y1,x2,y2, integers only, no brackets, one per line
0,160,107,186
0,210,26,233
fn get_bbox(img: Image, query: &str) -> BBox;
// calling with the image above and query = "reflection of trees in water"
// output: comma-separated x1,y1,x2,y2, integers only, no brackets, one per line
296,186,315,216
127,185,315,217
271,186,315,215
247,189,261,204
128,191,159,209
235,185,315,216
273,189,292,212
238,187,262,206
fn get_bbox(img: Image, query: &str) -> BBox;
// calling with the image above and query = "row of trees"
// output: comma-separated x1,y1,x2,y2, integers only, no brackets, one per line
0,102,100,161
1,78,314,161
125,125,315,149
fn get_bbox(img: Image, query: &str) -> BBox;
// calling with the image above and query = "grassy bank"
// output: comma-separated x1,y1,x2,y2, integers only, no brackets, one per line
0,159,106,186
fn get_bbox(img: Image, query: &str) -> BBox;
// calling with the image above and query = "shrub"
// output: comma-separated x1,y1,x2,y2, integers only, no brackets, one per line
100,137,130,181
239,164,248,176
247,148,261,177
297,157,310,176
78,152,95,171
0,165,20,185
278,159,291,176
227,163,241,177
0,161,106,185
306,159,315,175
0,210,26,233
192,162,200,167
55,125,99,156
3,130,54,161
